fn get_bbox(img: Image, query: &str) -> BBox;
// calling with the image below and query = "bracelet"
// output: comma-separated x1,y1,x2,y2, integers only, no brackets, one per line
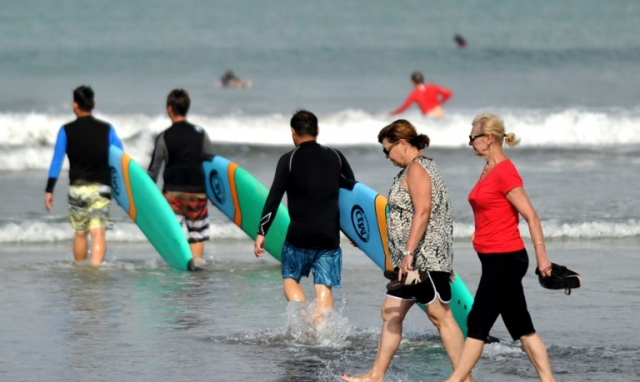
403,250,413,257
535,241,545,246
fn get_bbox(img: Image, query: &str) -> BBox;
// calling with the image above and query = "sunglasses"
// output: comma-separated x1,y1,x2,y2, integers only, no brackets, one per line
468,133,485,144
382,141,400,156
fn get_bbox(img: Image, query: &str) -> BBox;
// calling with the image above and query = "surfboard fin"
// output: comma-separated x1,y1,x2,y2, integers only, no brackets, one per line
187,259,203,272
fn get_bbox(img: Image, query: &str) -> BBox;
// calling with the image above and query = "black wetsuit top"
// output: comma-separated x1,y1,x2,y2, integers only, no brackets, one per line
258,141,355,249
147,121,215,193
46,116,122,192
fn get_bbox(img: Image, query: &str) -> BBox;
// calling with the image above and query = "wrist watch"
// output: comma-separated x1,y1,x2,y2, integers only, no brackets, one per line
402,249,413,257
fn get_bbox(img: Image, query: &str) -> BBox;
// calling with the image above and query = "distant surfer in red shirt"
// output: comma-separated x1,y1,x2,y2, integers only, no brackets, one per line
391,71,452,117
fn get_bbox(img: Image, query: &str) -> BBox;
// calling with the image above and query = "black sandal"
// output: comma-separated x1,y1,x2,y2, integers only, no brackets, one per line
535,263,582,295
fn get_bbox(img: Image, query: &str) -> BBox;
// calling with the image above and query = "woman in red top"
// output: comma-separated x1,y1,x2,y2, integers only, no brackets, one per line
444,114,556,382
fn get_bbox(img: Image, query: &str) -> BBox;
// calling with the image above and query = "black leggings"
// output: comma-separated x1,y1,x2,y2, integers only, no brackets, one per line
466,249,536,341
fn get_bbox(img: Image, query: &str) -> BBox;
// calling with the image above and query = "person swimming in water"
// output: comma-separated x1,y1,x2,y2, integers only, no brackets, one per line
454,34,468,49
391,71,452,118
216,70,252,89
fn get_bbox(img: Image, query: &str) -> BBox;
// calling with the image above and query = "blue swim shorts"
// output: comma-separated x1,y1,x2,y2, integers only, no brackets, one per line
281,241,342,288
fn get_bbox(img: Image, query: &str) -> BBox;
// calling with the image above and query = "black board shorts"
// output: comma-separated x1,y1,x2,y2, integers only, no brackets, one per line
386,271,451,305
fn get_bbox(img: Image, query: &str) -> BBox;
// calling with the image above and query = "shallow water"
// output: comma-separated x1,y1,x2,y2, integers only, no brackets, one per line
1,240,639,381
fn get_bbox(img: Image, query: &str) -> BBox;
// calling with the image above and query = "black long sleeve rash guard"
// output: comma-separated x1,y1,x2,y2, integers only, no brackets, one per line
257,141,355,249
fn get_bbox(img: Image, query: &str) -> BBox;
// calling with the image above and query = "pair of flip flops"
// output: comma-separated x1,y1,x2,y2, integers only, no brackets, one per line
535,263,582,295
383,267,428,291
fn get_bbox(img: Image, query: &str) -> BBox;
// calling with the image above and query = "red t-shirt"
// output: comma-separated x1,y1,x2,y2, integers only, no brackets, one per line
468,159,525,253
391,84,452,115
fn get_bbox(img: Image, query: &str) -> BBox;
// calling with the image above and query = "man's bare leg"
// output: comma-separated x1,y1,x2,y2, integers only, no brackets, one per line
88,227,106,266
313,284,334,326
341,297,414,382
73,232,88,262
190,242,204,259
284,278,306,302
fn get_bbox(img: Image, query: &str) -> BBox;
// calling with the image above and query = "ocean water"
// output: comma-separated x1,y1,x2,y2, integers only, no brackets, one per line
1,0,640,381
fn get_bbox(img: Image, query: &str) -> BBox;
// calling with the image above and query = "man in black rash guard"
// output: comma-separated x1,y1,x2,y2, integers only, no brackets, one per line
148,89,215,263
44,85,123,266
254,110,355,322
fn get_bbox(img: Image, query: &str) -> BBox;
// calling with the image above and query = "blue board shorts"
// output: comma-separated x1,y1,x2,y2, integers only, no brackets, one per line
282,241,342,288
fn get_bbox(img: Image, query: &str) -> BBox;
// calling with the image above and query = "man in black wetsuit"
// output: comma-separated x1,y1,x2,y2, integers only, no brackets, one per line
148,89,215,262
254,110,355,320
44,85,123,266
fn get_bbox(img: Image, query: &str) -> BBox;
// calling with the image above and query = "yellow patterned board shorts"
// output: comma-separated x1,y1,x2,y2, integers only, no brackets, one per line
68,184,111,233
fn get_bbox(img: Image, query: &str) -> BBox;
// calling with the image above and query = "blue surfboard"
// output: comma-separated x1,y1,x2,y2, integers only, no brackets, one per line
339,182,474,336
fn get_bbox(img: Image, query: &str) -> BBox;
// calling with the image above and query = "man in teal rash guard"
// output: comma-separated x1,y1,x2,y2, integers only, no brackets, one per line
44,86,123,266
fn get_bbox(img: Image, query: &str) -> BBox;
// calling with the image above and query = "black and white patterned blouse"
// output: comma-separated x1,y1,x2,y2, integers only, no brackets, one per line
386,156,453,272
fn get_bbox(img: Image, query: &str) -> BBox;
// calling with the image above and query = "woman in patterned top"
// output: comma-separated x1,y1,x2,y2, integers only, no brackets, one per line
444,114,555,382
342,120,469,382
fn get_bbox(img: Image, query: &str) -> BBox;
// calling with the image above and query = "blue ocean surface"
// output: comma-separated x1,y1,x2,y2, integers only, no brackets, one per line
2,0,640,113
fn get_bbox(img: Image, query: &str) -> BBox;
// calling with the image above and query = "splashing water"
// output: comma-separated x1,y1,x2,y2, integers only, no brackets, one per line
284,300,352,347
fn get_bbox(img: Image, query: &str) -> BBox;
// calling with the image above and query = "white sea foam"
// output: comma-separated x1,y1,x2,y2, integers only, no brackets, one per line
453,219,640,239
1,108,639,170
1,218,637,244
0,220,245,244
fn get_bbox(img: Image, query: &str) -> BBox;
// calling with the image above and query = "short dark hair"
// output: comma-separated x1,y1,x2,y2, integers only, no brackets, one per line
290,109,318,137
167,89,190,116
411,71,424,84
73,85,95,111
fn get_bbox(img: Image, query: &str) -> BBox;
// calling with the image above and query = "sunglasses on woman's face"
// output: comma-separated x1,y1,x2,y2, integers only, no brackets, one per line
468,133,485,144
382,141,400,156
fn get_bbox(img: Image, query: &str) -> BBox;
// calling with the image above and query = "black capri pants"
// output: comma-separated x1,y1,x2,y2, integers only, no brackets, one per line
466,249,536,341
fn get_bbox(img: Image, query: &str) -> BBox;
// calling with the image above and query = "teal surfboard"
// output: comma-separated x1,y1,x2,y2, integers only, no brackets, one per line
109,145,195,271
339,182,473,336
203,156,289,260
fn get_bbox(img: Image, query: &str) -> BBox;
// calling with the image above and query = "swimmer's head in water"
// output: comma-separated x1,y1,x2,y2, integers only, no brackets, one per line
167,89,190,116
411,71,424,85
73,85,95,112
454,34,468,48
290,109,318,137
222,70,236,80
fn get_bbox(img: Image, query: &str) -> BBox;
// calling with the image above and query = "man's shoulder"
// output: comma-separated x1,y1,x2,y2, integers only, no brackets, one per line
279,147,297,161
92,117,112,128
169,121,205,134
193,124,205,133
64,116,111,130
425,83,447,91
320,145,345,161
319,144,340,153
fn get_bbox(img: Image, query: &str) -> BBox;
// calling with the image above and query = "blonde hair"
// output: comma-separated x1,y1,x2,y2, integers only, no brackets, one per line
472,113,519,147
